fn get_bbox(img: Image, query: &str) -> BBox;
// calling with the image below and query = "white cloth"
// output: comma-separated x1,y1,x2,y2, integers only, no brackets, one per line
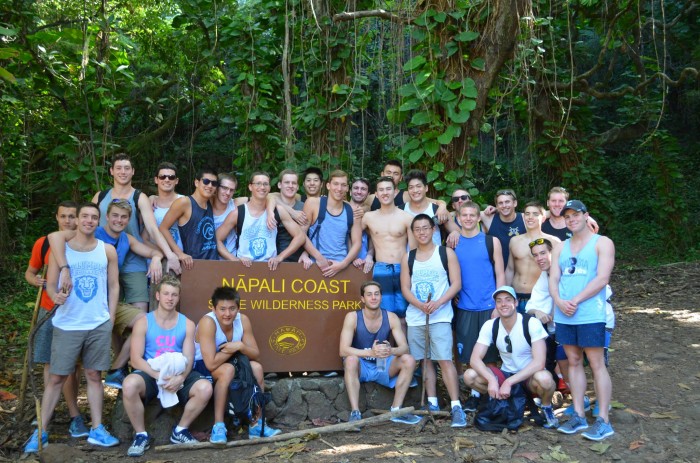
147,352,188,408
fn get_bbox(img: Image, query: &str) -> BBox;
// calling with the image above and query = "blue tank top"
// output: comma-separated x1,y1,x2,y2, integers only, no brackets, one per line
98,189,148,273
308,203,350,261
487,213,525,267
144,312,188,360
95,226,130,268
179,196,218,260
555,235,607,325
455,232,497,311
352,309,391,357
358,232,369,260
194,312,243,361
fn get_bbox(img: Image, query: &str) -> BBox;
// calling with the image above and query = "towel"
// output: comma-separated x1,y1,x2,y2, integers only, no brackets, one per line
147,352,188,408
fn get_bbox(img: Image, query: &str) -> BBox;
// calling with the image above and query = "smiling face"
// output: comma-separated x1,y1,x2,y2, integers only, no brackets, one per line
106,206,130,235
563,209,588,234
56,206,77,232
77,205,100,235
547,192,567,218
411,217,434,245
111,160,134,186
360,284,382,310
303,173,322,197
531,243,552,272
450,189,470,212
496,193,517,218
278,173,299,200
248,174,271,200
350,180,369,204
155,168,178,194
375,179,396,206
196,173,219,200
523,205,544,231
327,175,349,202
458,205,480,232
213,298,239,328
216,178,237,205
407,178,428,203
494,292,517,319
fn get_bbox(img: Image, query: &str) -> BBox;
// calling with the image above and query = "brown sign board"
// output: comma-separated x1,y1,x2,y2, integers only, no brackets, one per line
180,260,371,373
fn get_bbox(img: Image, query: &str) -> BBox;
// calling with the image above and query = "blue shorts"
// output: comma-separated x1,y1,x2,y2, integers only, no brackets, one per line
356,356,397,388
556,330,612,366
373,262,407,318
516,293,530,315
556,322,607,348
193,359,213,382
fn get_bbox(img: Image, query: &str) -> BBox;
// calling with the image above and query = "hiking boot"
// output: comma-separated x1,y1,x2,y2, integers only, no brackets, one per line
592,402,612,418
464,395,480,412
69,415,90,438
390,413,421,425
348,410,362,422
104,368,127,389
170,427,198,445
451,406,467,428
127,433,152,457
87,424,120,447
562,396,590,417
541,405,559,429
249,420,282,439
582,416,615,441
557,414,589,434
24,429,49,454
209,423,227,444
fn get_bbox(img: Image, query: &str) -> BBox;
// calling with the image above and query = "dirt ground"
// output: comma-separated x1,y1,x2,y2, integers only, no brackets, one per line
1,262,699,462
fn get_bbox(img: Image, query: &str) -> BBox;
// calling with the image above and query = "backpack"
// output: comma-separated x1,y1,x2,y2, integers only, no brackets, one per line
491,313,534,349
235,204,281,251
407,245,450,284
308,196,354,247
227,353,271,435
40,236,51,264
97,188,144,232
475,382,527,432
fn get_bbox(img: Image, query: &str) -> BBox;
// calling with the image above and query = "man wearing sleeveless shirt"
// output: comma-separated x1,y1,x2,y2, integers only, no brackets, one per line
121,276,213,456
400,214,466,427
193,286,281,443
150,162,184,250
339,281,421,426
24,203,120,453
482,189,525,267
549,200,615,440
159,167,220,269
273,169,308,262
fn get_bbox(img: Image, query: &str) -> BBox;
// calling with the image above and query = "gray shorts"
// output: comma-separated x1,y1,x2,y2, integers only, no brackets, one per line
120,271,149,304
408,322,453,361
49,320,112,375
33,309,54,364
454,309,499,364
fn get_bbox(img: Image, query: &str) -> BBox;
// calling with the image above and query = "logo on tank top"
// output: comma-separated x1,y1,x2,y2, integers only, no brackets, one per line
197,216,216,241
250,238,267,259
74,275,98,302
416,281,435,302
269,326,306,356
508,226,520,237
155,335,177,357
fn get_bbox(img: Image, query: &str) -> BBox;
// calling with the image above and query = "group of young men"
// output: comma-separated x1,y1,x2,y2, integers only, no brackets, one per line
23,155,616,456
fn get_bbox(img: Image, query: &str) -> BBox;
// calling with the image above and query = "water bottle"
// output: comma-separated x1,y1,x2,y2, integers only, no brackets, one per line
457,342,463,357
376,356,386,372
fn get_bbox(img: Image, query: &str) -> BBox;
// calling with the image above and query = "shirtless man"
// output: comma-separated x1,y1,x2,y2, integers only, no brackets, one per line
361,177,416,320
506,202,560,314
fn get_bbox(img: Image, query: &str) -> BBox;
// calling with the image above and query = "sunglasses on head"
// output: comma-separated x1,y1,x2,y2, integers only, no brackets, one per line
158,174,177,181
451,194,470,203
201,178,219,187
528,238,549,249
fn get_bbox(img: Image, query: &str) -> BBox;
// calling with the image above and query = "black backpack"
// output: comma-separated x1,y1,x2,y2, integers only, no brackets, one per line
407,245,450,284
227,353,271,435
475,382,527,432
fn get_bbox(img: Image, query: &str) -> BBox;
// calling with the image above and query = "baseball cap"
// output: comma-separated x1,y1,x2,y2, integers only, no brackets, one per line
562,199,587,214
492,285,517,301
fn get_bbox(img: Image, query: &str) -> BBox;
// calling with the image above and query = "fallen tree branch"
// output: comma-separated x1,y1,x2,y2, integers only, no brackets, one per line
155,406,415,452
370,407,451,417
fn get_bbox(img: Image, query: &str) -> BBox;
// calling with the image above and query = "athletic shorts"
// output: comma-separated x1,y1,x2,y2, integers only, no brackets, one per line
516,293,531,315
113,302,144,337
555,329,612,366
454,309,499,364
130,370,205,405
373,262,407,318
408,322,453,361
120,271,149,304
353,356,397,389
556,322,606,348
33,309,54,364
50,320,112,375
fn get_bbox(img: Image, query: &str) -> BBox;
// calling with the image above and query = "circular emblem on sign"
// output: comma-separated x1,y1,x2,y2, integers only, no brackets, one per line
269,326,307,356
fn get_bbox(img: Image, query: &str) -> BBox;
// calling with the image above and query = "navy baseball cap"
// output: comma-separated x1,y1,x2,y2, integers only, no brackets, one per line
562,199,587,214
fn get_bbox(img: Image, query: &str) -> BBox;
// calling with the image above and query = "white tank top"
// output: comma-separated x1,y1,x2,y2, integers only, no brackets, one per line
53,240,111,330
194,312,243,361
214,200,237,255
154,194,184,250
237,204,277,261
406,246,453,327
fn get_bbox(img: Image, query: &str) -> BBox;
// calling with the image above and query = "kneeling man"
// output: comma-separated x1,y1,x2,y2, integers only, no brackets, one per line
193,286,281,442
463,286,558,429
122,276,213,457
339,281,420,426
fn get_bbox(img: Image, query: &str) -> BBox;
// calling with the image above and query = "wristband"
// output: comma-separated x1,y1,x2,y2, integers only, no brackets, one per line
59,265,71,271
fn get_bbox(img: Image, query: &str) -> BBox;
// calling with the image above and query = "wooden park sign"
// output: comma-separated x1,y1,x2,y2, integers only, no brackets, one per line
180,260,371,373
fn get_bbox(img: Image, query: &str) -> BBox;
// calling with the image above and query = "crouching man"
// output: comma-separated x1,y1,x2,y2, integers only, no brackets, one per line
463,286,558,429
339,281,420,426
193,286,281,442
122,276,213,457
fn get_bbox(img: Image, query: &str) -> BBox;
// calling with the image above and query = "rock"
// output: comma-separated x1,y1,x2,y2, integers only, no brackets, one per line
39,444,88,463
305,390,335,420
613,410,638,424
319,379,341,401
300,378,321,391
274,387,307,426
271,379,290,406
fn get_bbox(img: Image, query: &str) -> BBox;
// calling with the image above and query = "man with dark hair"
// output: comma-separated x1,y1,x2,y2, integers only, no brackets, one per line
93,154,181,313
482,189,526,267
193,286,281,442
24,203,120,453
301,167,323,201
349,177,372,272
121,276,213,456
24,200,87,439
159,167,220,267
339,281,420,426
403,170,447,245
150,162,184,250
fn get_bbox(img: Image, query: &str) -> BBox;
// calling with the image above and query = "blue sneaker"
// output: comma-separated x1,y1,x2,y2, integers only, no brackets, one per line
582,416,615,441
390,413,421,425
170,427,198,444
24,429,49,454
541,405,559,429
557,414,589,434
87,424,120,447
451,406,467,428
592,402,612,417
127,433,152,457
348,410,362,422
409,377,419,388
249,420,282,439
69,415,90,438
104,368,126,389
563,396,590,417
426,403,440,412
209,423,227,444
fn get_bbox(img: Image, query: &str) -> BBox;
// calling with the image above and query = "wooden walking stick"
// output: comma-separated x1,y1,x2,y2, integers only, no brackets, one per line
18,271,46,415
418,294,437,433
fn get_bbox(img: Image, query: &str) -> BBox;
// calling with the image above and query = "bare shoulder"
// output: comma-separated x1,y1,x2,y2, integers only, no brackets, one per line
542,232,561,244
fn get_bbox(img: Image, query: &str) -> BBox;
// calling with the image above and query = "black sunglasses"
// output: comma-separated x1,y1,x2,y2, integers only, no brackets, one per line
201,178,219,187
451,194,470,203
567,257,577,274
158,174,177,181
505,335,513,353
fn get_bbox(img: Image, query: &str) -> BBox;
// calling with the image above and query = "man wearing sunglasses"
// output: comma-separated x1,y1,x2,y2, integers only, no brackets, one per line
159,168,220,268
549,200,615,440
150,162,184,251
463,286,558,429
